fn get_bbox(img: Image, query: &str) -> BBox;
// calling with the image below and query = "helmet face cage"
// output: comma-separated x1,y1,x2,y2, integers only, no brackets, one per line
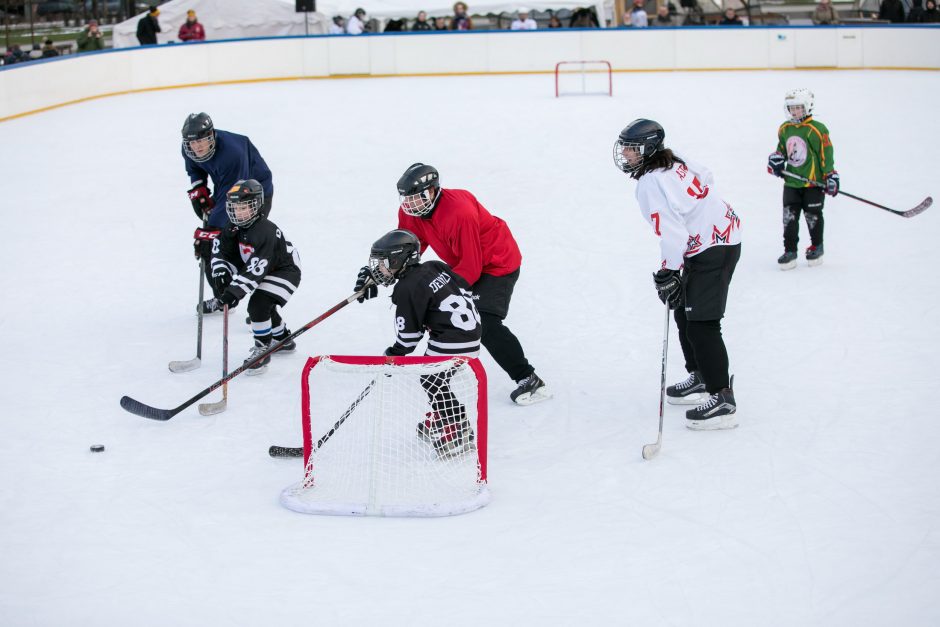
397,164,439,217
612,119,664,175
368,230,420,286
225,181,264,227
613,139,649,174
784,89,814,123
400,189,436,217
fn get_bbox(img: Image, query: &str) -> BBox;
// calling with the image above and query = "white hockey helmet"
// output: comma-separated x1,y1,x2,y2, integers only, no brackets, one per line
784,88,814,123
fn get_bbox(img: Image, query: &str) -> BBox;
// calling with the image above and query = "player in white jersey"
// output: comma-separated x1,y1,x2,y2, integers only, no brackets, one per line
613,119,741,430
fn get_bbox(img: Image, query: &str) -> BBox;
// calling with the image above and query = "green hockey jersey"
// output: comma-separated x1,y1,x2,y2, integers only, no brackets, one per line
776,117,835,188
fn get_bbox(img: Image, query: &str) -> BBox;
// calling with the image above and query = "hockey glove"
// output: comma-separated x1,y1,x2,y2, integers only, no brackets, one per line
653,268,683,310
354,266,378,303
767,152,786,178
188,182,214,219
211,267,232,295
193,227,221,261
824,171,840,197
219,289,240,308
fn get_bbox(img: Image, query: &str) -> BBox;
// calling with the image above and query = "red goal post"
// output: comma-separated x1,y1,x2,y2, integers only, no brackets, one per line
554,60,613,97
280,355,490,517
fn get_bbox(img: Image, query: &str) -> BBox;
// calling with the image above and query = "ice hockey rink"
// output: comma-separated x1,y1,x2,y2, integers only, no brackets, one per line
1,68,938,625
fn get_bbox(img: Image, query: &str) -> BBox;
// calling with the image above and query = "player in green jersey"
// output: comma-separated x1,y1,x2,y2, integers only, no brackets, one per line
767,89,839,269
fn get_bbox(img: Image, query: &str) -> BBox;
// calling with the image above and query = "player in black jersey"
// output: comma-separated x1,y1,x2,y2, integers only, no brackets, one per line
210,180,302,375
358,229,482,456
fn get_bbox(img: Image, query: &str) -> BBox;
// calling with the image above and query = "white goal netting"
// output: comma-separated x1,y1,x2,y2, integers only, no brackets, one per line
280,355,490,517
554,60,613,97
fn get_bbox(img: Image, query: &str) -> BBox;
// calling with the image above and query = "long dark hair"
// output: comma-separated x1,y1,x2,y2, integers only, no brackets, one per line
632,148,684,180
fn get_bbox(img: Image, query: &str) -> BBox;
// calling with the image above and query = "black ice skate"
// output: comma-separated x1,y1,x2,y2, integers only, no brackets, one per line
805,244,824,267
686,379,738,431
777,251,797,271
272,329,296,352
244,339,272,376
198,298,224,314
666,370,708,405
510,373,551,405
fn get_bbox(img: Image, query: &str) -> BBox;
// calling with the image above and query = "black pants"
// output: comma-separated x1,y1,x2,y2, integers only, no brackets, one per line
473,270,534,383
782,186,824,252
199,196,273,297
675,244,740,394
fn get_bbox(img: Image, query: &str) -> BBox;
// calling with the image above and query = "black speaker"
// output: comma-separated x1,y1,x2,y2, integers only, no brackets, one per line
296,0,316,11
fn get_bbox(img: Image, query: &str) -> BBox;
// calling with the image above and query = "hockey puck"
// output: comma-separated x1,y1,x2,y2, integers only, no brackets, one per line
89,444,105,453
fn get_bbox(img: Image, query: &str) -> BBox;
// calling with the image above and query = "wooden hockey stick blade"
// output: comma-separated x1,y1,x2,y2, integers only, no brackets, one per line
269,445,304,458
168,358,201,373
119,395,180,421
197,399,227,415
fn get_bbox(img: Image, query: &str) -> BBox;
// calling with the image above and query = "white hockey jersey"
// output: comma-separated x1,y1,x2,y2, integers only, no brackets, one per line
634,155,742,270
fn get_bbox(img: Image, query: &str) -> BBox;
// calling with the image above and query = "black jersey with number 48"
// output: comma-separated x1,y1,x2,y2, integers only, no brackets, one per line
387,260,482,358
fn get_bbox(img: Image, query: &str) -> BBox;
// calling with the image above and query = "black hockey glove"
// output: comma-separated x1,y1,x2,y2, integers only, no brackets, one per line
653,269,682,310
824,171,840,197
354,266,378,303
211,267,232,295
219,289,239,308
188,182,214,219
767,152,786,178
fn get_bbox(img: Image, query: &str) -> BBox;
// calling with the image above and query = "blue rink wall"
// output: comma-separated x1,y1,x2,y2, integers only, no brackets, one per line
1,25,939,122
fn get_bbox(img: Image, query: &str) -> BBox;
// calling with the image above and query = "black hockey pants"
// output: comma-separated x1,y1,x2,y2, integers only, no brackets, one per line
473,270,535,383
782,186,825,252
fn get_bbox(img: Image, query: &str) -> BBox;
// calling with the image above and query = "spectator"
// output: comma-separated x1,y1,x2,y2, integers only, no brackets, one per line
720,7,744,24
28,44,43,60
628,0,649,27
385,18,406,31
433,16,450,29
413,11,433,30
547,14,563,27
907,0,926,21
812,0,840,24
652,5,675,25
329,15,346,34
77,20,105,53
511,7,538,29
136,5,161,46
452,2,473,29
178,10,206,42
41,39,59,58
924,0,940,21
570,7,599,27
878,0,905,22
2,44,26,65
346,8,367,34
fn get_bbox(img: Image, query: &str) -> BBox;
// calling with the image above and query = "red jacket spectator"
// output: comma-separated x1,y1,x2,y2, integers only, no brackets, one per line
178,10,206,42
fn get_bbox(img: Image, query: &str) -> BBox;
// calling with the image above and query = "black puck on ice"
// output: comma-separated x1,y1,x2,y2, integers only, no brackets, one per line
89,444,105,453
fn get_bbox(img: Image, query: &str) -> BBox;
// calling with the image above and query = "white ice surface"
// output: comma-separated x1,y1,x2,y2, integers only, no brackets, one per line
1,70,938,626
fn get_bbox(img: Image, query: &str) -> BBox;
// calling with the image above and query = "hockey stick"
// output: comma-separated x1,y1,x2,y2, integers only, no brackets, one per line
120,285,372,421
198,303,229,415
168,251,206,373
269,378,378,458
781,171,932,218
642,301,671,461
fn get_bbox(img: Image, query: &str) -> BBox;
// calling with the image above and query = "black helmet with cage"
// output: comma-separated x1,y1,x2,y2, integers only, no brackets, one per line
613,119,666,176
225,179,264,228
182,112,216,163
368,229,421,286
397,163,441,217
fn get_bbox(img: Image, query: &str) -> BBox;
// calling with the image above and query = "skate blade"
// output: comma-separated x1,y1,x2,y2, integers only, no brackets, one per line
246,365,269,376
778,260,797,271
807,257,824,267
686,413,739,431
512,386,553,406
667,392,708,406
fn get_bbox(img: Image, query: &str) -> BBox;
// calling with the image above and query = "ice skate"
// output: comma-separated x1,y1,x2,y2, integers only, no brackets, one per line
510,373,551,405
432,419,474,458
806,244,824,267
777,251,797,271
666,370,708,405
198,298,224,314
244,339,272,376
272,329,296,353
686,380,738,431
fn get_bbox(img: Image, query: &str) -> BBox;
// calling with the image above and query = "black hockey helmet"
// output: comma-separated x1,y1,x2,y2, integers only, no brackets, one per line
225,179,264,228
397,163,440,217
613,119,665,175
369,229,421,286
182,112,216,162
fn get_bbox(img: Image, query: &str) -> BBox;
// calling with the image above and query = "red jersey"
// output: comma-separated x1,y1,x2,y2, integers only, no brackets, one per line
178,21,205,41
397,188,522,286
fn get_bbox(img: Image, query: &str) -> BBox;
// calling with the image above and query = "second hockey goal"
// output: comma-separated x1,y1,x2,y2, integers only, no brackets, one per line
554,60,613,97
280,355,490,517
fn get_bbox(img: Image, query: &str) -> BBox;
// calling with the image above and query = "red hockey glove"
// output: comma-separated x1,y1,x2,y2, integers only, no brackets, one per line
193,227,221,260
824,171,840,197
188,182,214,219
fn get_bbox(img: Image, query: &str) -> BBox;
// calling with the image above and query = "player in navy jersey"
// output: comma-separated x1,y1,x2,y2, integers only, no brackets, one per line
210,180,301,376
357,229,482,456
182,112,274,313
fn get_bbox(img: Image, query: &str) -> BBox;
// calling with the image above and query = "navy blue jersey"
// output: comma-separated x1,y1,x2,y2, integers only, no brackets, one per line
183,130,273,228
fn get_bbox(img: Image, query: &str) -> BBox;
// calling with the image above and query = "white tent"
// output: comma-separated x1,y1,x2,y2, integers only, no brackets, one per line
112,0,330,49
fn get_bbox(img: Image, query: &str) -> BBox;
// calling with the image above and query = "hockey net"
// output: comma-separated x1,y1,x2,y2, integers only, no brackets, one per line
280,355,490,517
554,60,613,97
